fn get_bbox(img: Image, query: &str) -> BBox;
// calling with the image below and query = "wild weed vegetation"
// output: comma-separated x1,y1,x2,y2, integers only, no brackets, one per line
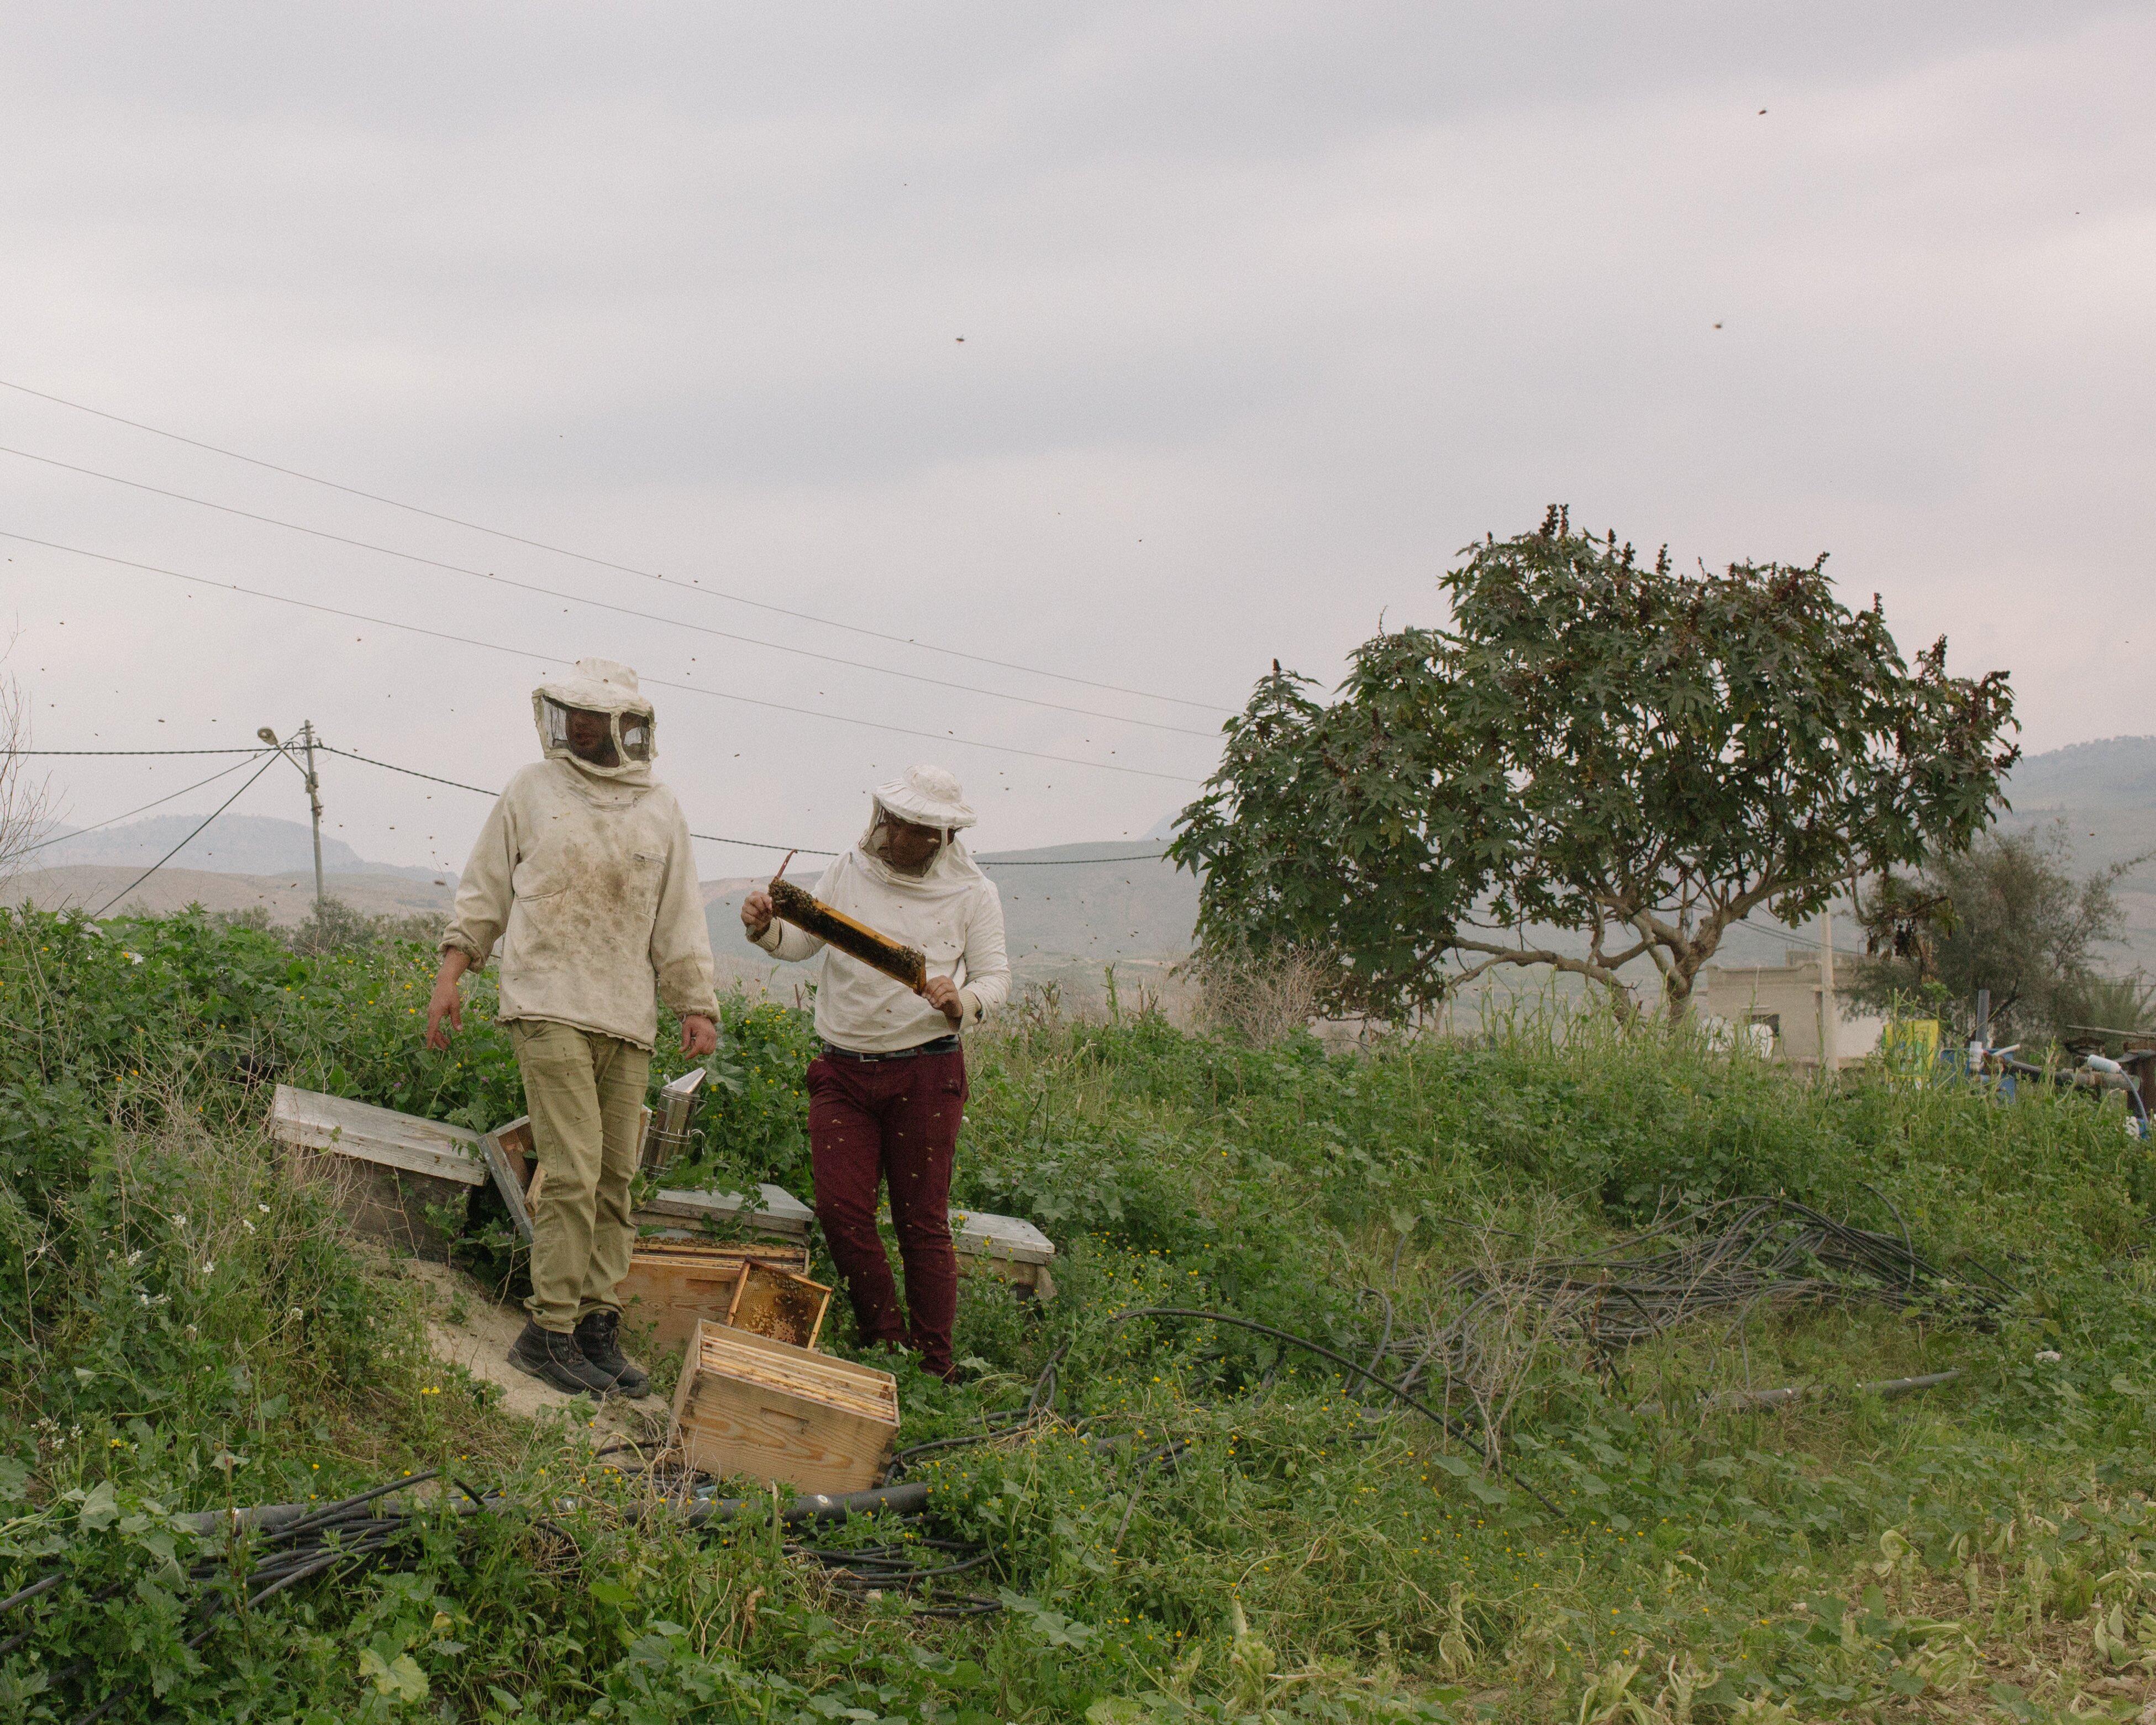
4,907,2156,1723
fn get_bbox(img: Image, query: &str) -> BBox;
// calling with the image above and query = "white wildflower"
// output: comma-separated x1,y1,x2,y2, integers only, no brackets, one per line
201,1259,215,1275
242,1219,254,1232
257,1203,270,1214
2036,1349,2063,1364
172,1214,188,1229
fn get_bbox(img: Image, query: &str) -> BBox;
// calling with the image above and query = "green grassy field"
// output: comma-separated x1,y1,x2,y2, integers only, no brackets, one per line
4,906,2156,1724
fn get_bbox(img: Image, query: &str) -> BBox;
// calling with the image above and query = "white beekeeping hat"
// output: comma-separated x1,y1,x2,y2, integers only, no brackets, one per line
871,765,975,832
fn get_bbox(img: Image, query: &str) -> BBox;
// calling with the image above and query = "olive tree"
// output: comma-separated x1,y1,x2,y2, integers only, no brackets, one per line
1168,508,2018,1023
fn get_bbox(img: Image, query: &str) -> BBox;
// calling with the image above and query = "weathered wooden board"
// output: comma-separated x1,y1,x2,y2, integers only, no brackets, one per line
635,1182,815,1240
615,1240,811,1359
726,1260,833,1350
949,1208,1055,1265
478,1118,537,1242
270,1086,486,1186
948,1207,1056,1295
669,1321,898,1495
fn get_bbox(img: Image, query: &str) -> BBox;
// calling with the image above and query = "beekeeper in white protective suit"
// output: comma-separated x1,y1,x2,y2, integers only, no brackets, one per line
427,659,719,1400
739,766,1009,1380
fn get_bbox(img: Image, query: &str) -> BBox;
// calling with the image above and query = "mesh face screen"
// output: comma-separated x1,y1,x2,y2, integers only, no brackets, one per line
541,698,653,764
866,806,945,875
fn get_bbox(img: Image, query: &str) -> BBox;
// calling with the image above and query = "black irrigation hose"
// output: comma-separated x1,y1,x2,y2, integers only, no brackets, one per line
675,1481,933,1529
1105,1307,1565,1520
36,1477,467,1725
0,1571,61,1616
1391,1195,2011,1385
885,1336,1073,1479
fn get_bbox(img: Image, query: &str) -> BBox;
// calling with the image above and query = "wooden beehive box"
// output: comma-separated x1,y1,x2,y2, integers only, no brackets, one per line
270,1085,487,1261
669,1321,899,1496
950,1207,1058,1298
478,1110,814,1246
726,1259,833,1350
614,1240,812,1359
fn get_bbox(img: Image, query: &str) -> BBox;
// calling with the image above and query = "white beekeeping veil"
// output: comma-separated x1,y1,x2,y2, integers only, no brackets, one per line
861,764,976,878
532,659,657,783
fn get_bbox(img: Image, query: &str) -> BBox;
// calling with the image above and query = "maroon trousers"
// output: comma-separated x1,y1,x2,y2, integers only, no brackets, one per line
806,1045,966,1379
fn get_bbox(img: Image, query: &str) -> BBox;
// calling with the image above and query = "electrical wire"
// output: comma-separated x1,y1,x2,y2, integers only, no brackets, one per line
10,738,1181,866
313,743,834,856
0,443,1221,741
0,375,1232,714
89,751,282,915
16,754,267,858
0,529,1204,785
314,743,1173,865
12,747,270,756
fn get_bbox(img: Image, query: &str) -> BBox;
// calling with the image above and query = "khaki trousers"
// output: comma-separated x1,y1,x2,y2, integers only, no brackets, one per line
511,1019,649,1333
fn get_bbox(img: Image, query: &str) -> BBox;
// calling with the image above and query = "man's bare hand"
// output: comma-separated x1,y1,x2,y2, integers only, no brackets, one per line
740,888,774,940
922,976,964,1027
681,1014,718,1057
425,950,472,1050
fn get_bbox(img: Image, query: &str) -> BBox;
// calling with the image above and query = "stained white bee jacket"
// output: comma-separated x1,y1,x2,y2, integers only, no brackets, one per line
441,758,720,1050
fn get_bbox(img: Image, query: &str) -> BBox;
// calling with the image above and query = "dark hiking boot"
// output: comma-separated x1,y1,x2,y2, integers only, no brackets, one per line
575,1307,650,1397
507,1319,614,1397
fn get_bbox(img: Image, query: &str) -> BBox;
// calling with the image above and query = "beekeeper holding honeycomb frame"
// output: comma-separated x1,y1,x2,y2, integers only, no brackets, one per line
740,765,1009,1381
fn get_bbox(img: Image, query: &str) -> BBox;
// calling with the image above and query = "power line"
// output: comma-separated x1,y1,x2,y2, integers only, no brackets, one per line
0,375,1232,714
315,744,839,858
91,751,283,916
0,443,1219,741
320,742,1174,864
20,737,1188,865
977,851,1171,867
0,530,1204,785
17,755,265,857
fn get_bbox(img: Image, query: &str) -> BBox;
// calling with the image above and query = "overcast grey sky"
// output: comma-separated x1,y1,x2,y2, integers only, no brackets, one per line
2,2,2149,877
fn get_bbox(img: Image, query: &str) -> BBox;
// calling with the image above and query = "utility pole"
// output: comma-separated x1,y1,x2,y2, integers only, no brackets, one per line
1818,904,1838,1072
299,721,325,912
258,722,326,911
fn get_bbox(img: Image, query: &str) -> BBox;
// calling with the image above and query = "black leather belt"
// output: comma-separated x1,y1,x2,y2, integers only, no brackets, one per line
822,1035,961,1063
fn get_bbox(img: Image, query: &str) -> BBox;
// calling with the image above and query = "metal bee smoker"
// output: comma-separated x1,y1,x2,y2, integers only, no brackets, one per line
641,1066,707,1174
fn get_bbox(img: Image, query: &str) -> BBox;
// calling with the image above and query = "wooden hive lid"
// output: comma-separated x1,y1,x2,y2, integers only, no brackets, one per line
270,1085,486,1187
632,1238,808,1268
690,1324,898,1425
949,1207,1056,1265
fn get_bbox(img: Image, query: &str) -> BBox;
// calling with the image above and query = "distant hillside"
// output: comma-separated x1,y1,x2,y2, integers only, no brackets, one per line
2006,735,2156,816
701,841,1196,1001
1998,735,2156,972
3,866,453,924
700,743,2156,1002
32,813,449,882
26,738,2148,985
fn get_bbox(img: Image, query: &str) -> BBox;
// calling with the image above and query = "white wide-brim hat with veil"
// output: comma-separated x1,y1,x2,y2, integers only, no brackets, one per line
532,658,657,783
872,765,975,836
858,765,982,884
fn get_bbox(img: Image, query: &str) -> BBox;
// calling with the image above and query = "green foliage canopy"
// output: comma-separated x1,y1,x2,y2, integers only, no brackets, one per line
1170,508,2018,1022
1848,822,2149,1043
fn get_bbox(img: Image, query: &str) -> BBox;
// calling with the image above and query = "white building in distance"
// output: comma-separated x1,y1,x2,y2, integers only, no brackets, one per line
1694,947,1884,1070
